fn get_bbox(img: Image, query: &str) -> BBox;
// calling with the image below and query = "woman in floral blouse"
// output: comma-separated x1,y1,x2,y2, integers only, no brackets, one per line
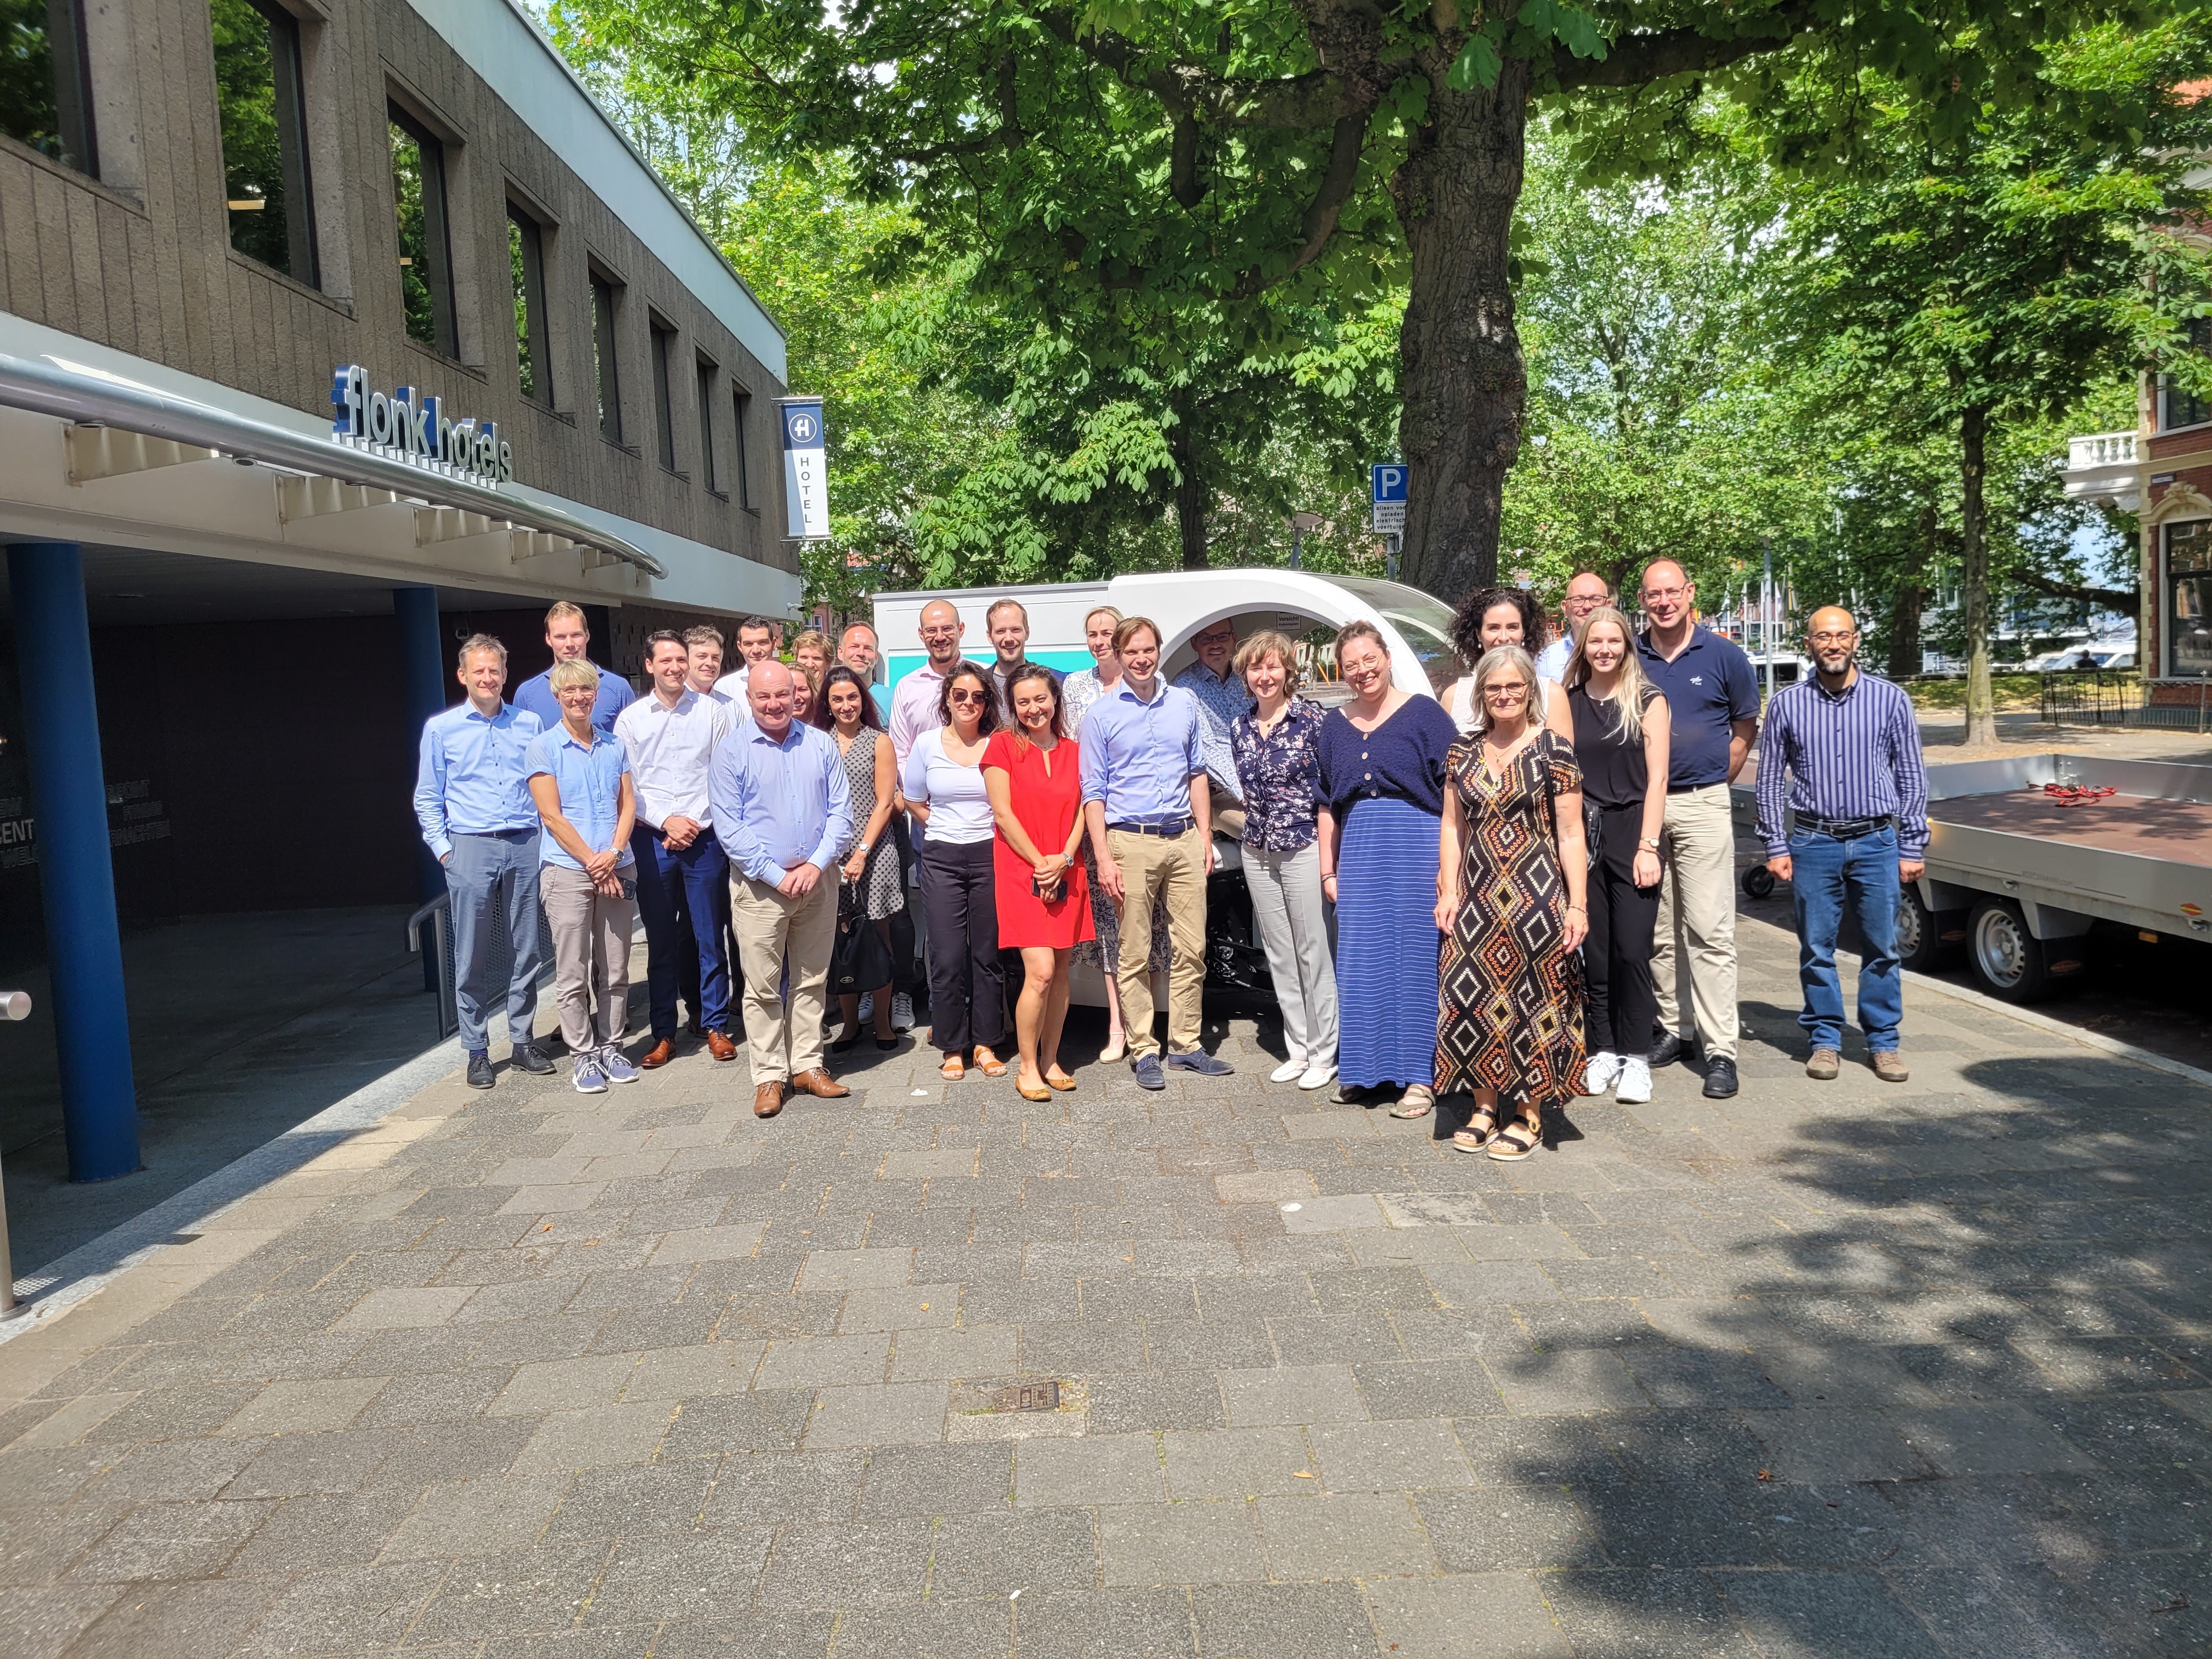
1229,630,1340,1091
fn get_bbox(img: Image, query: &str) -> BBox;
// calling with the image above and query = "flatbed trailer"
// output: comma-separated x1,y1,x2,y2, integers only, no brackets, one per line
1740,754,2212,1002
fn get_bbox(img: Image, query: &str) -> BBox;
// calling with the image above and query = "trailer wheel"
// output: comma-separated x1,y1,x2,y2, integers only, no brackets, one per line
1968,898,2055,1003
1741,865,1778,900
1898,887,1967,973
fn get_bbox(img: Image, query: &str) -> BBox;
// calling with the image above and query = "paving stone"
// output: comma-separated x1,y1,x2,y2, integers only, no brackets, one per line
1220,1366,1369,1427
581,1531,773,1623
889,1324,1019,1381
370,1419,537,1485
1485,1348,1647,1415
1014,1588,1198,1659
753,1519,932,1608
1188,1581,1378,1659
1163,1426,1317,1500
827,1594,1013,1658
512,1401,674,1472
647,1611,836,1659
1258,1489,1434,1577
1575,1479,1774,1567
381,1474,572,1559
856,1442,1011,1517
1714,1567,1951,1659
1541,1568,1763,1658
1889,1402,2105,1477
230,1561,439,1658
407,1542,612,1642
804,1382,950,1448
622,1341,763,1400
0,1583,125,1659
66,1499,270,1582
1739,1406,1934,1483
1267,1313,1407,1368
1086,1372,1226,1435
698,1451,865,1528
544,1459,723,1538
660,1391,814,1457
1351,1359,1499,1420
1306,1417,1472,1492
929,1505,1097,1597
1364,1572,1570,1659
61,1573,287,1659
1418,1486,1602,1570
1015,1432,1167,1506
335,1286,477,1329
1889,1562,2136,1659
756,1334,892,1390
78,1440,266,1504
1098,1500,1268,1585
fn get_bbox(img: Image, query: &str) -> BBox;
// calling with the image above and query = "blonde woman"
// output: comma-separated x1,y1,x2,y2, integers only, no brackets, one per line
1435,646,1589,1159
1230,630,1339,1090
1564,606,1671,1104
1063,603,1165,1062
791,628,832,684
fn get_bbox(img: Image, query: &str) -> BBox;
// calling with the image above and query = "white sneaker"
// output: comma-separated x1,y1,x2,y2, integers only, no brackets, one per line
1582,1051,1623,1096
1615,1057,1652,1104
857,991,874,1023
890,993,915,1031
1297,1060,1338,1091
1271,1056,1308,1084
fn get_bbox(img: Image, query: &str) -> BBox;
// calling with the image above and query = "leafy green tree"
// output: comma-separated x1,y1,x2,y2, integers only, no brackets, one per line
548,0,2141,605
1759,21,2210,741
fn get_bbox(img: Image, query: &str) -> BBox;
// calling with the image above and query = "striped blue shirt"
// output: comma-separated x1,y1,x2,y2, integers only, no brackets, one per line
1754,670,1929,858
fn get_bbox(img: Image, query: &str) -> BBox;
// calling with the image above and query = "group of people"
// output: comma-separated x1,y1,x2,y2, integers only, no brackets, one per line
415,557,1931,1146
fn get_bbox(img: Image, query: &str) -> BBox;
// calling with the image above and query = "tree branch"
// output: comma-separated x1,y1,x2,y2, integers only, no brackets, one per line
1039,8,1356,128
2010,569,2141,612
1229,109,1371,298
1552,5,1825,92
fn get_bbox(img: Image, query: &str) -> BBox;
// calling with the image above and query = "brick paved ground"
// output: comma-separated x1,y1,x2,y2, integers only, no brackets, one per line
1,916,2208,1658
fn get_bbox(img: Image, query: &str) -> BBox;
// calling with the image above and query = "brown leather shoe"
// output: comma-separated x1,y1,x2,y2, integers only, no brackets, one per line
639,1038,678,1070
753,1080,785,1118
1871,1051,1911,1083
705,1029,739,1062
789,1068,850,1099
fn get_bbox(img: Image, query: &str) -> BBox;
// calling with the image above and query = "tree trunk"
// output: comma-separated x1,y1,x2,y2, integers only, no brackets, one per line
1959,403,1997,747
1885,496,1937,680
1391,61,1530,604
1170,388,1207,569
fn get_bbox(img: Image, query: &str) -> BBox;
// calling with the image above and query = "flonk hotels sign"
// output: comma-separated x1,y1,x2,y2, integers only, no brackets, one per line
780,398,828,540
329,364,511,484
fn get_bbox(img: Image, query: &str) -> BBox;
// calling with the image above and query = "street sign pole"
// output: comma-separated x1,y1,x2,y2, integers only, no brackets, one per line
1369,464,1407,575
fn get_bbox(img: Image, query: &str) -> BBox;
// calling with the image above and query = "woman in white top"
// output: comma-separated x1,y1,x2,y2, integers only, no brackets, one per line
900,661,1007,1081
1445,587,1565,732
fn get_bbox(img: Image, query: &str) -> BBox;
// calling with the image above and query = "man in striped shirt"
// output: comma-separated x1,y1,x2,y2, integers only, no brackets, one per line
1754,606,1929,1084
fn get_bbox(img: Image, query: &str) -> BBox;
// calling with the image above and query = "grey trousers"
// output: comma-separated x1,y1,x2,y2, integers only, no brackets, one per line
445,829,541,1053
1244,839,1339,1068
540,864,635,1052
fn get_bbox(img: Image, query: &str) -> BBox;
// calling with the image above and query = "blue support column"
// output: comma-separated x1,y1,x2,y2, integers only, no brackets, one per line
394,585,447,991
7,542,140,1182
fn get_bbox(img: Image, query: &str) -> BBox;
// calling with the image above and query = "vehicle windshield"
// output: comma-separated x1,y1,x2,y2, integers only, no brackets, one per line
1331,578,1465,697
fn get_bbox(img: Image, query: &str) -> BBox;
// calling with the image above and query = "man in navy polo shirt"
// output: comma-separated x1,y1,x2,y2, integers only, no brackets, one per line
1636,559,1759,1098
512,601,635,735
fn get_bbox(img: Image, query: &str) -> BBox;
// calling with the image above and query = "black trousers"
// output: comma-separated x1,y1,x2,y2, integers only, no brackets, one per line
919,837,1004,1052
1585,802,1661,1059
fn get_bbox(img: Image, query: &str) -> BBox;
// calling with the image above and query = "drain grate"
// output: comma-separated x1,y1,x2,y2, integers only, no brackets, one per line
993,1380,1060,1413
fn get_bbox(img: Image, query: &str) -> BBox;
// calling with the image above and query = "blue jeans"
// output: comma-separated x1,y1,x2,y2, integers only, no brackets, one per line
630,825,732,1040
446,830,542,1053
1791,824,1903,1053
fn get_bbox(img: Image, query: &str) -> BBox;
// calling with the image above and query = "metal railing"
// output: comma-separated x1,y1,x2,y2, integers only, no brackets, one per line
2039,670,2212,732
0,990,34,1317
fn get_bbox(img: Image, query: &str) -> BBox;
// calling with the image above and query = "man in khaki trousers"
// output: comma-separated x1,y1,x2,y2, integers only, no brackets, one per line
707,662,854,1119
1077,617,1234,1092
1634,559,1760,1099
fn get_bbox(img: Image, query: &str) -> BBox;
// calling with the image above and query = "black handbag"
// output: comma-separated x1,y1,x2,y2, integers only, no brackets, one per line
833,887,894,994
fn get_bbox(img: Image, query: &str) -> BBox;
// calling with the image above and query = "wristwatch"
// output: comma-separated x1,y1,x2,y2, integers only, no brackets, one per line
1639,836,1661,850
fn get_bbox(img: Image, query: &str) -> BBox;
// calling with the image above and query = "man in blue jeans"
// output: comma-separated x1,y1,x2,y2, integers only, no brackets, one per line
414,634,557,1090
1754,606,1929,1083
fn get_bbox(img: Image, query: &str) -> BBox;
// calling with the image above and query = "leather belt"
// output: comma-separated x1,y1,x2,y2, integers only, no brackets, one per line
1798,812,1893,839
1108,817,1193,837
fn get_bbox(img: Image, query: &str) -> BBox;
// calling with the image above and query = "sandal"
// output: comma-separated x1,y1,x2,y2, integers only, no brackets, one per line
1390,1085,1435,1120
1044,1068,1077,1091
1452,1107,1497,1153
974,1046,1008,1078
940,1054,966,1081
1487,1119,1540,1161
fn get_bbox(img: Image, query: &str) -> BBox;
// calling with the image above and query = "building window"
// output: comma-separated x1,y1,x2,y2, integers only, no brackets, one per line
2166,520,2212,678
732,386,754,509
649,318,680,471
2162,319,2212,433
390,105,456,357
213,0,317,285
3,0,94,173
695,360,719,493
590,270,622,443
507,204,551,405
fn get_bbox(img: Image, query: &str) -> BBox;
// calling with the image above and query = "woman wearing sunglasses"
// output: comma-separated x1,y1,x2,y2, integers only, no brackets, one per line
901,661,1008,1080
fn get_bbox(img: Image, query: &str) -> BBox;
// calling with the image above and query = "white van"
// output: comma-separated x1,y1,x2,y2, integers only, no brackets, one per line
872,569,1460,1005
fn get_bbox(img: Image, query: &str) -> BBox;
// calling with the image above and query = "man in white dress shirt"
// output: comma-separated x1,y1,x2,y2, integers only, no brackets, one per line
615,631,737,1069
713,616,780,701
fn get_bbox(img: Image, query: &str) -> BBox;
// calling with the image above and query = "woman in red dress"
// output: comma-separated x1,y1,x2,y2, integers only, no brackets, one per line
983,662,1094,1100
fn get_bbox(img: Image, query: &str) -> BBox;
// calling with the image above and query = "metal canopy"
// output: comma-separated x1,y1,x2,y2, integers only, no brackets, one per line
0,351,667,580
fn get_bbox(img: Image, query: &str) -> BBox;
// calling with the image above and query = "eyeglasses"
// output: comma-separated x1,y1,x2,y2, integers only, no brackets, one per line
1641,586,1689,602
1809,630,1856,645
1195,628,1235,645
1486,684,1531,699
947,689,986,705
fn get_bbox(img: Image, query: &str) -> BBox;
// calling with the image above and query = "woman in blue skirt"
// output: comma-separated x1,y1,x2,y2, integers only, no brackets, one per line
1316,620,1460,1116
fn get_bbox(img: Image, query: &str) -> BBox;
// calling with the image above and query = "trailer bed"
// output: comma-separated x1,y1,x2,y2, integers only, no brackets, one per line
1927,790,2212,868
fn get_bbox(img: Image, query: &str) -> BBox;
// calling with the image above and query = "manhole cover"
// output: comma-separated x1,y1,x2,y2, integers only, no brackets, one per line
993,1380,1060,1413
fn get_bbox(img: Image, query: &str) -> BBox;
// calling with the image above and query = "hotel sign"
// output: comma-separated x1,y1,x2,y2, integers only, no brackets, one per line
329,364,512,484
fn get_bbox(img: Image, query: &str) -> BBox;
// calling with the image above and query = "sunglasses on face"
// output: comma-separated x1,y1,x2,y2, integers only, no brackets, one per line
947,690,986,705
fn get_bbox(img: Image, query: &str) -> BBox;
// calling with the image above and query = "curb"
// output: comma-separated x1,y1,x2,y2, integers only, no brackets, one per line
1,1036,461,1344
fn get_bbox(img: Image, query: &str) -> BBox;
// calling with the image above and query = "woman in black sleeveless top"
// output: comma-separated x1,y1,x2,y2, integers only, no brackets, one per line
1563,607,1671,1105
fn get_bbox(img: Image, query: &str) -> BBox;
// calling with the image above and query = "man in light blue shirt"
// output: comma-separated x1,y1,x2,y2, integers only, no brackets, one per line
1078,616,1231,1090
413,633,555,1090
709,661,855,1118
1535,570,1612,681
1171,616,1250,803
512,601,635,735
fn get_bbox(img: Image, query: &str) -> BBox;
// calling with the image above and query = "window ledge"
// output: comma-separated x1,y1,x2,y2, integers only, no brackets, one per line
0,137,144,213
397,338,488,383
226,249,352,317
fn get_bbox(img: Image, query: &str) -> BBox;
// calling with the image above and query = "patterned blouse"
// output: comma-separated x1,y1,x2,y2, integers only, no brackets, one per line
1230,697,1328,853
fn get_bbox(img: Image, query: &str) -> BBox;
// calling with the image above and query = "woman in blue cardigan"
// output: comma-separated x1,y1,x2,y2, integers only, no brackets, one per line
1315,620,1460,1118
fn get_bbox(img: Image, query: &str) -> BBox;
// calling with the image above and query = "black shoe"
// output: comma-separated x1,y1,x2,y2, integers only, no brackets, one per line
1649,1033,1693,1069
1702,1057,1739,1098
466,1052,494,1090
510,1040,554,1075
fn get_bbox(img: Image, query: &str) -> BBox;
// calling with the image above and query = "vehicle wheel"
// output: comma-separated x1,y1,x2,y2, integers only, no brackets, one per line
1897,887,1967,973
1968,898,2053,1002
1741,865,1778,900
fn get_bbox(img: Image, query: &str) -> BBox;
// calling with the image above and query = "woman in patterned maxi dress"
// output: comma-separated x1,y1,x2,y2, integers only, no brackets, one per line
1434,646,1591,1160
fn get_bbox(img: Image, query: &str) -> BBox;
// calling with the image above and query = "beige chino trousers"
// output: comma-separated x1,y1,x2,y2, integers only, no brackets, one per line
730,872,838,1086
1650,782,1739,1060
1106,827,1206,1060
